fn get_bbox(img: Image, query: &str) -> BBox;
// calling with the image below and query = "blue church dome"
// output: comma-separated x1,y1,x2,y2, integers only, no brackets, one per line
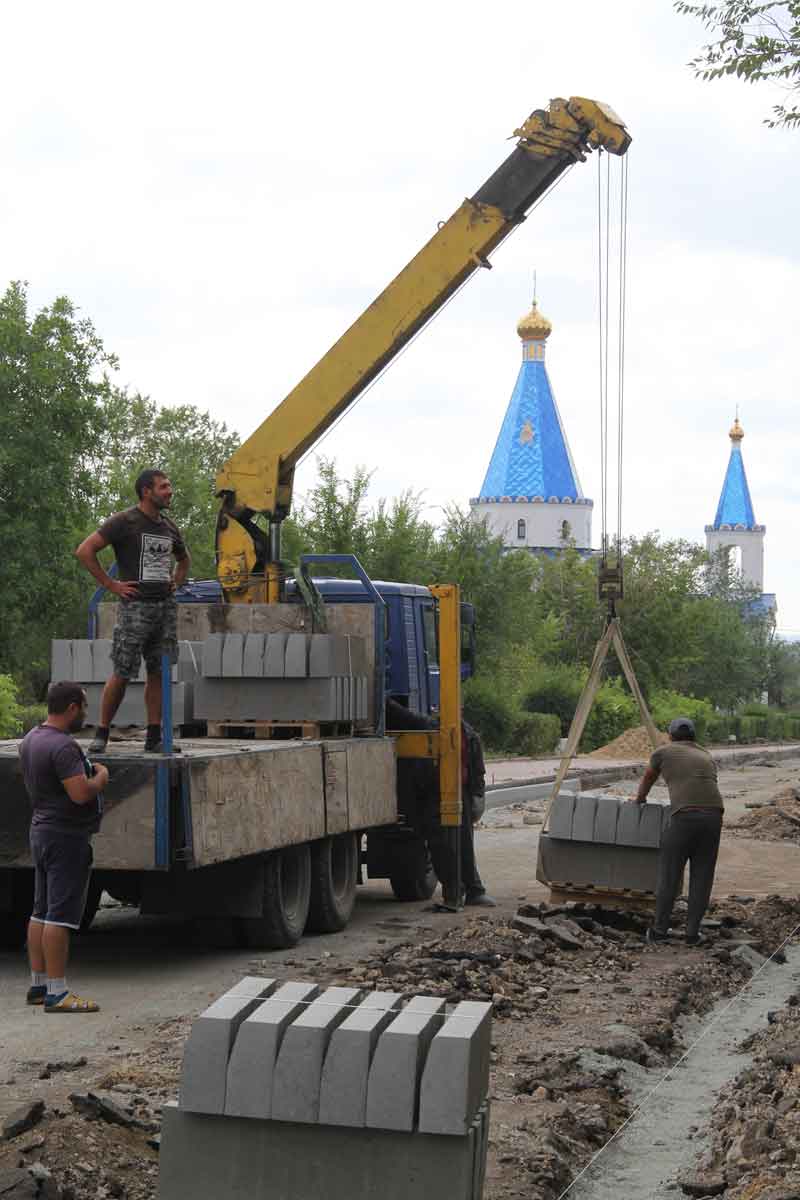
711,417,757,530
477,301,584,503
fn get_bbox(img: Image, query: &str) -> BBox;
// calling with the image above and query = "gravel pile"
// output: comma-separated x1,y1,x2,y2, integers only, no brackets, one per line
589,725,668,761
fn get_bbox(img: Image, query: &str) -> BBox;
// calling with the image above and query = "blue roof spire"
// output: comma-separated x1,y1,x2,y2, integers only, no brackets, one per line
712,417,757,529
478,300,583,501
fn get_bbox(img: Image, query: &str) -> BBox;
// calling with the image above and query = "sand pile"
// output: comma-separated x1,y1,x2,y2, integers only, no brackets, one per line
589,724,668,760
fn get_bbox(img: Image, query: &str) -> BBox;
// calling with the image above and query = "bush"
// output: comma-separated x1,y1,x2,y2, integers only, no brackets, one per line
649,690,715,743
0,675,22,738
522,663,585,736
18,704,46,734
509,712,561,757
580,679,638,752
707,715,734,743
463,677,518,751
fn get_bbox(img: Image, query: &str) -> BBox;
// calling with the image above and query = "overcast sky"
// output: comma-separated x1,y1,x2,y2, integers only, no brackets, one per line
4,1,798,635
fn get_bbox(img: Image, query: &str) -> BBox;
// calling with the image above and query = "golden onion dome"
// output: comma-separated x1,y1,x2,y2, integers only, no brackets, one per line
516,299,552,342
729,416,744,442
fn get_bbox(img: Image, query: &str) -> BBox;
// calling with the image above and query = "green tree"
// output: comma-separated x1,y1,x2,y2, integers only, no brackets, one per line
675,1,800,126
87,389,240,580
0,282,114,683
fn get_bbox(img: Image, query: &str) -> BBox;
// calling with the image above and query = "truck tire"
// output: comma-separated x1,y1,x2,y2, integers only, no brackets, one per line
389,839,438,902
306,833,359,934
241,844,312,950
78,877,104,933
0,912,28,950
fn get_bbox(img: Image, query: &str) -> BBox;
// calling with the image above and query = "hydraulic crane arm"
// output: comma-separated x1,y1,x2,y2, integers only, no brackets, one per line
216,96,631,601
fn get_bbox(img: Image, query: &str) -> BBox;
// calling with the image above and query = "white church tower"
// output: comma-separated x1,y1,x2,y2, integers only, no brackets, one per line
470,298,592,553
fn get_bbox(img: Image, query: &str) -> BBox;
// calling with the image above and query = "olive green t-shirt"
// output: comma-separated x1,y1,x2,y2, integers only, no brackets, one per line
649,741,723,813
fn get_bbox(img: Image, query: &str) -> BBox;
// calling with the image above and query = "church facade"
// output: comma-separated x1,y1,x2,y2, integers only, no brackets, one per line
470,298,592,555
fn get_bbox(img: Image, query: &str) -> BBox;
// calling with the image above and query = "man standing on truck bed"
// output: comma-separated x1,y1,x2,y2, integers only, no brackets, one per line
75,470,190,754
20,681,108,1012
633,716,724,946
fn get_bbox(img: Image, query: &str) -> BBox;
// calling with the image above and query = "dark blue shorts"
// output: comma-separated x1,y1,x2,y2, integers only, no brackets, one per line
29,827,93,931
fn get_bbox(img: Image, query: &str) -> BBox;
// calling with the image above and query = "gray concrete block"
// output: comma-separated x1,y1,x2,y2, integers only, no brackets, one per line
309,634,335,677
347,635,369,676
227,975,277,999
158,1100,487,1200
418,1000,492,1136
318,991,403,1128
242,633,265,676
638,802,665,848
271,986,361,1124
284,633,308,678
194,677,340,722
594,796,620,844
547,792,576,839
201,634,224,678
180,979,277,1115
51,640,73,682
225,981,319,1120
222,633,245,677
615,800,643,847
264,632,288,678
536,833,660,894
366,996,446,1133
84,682,191,727
73,641,94,683
571,794,597,842
92,639,114,682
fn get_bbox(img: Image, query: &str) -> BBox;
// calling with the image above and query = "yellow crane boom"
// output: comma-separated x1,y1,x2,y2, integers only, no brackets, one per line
215,96,630,603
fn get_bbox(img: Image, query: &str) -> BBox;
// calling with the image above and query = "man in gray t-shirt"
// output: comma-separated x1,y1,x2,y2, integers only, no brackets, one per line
634,717,724,946
19,682,108,1012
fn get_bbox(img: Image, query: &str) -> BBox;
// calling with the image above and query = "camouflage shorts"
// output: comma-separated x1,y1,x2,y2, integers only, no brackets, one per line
111,598,178,680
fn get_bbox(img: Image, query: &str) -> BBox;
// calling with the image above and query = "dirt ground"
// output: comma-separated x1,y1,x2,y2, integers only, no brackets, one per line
1,756,799,1200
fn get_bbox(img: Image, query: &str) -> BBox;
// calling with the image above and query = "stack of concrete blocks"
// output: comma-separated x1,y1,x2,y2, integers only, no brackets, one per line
536,791,671,894
193,632,369,725
50,638,201,728
158,977,491,1200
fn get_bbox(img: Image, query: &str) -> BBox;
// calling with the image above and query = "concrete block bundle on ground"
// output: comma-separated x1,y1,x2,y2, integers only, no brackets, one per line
537,791,671,894
159,977,491,1199
194,631,369,724
51,639,202,728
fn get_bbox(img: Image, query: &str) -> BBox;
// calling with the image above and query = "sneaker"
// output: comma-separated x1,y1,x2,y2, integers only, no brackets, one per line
465,892,497,908
26,985,47,1006
685,931,706,946
87,734,108,754
645,927,669,944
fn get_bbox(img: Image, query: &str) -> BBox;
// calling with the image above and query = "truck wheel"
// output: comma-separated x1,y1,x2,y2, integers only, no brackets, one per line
241,844,312,950
0,912,28,949
306,833,359,934
79,877,104,933
389,840,438,902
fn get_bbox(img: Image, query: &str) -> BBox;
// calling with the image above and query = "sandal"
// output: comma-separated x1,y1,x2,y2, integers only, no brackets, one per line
44,991,100,1013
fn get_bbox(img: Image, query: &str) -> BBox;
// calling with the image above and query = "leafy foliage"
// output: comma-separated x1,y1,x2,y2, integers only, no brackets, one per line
0,283,114,680
675,1,800,126
0,676,22,738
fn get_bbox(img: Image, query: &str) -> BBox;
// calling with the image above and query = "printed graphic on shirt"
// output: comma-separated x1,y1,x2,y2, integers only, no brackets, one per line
139,533,173,582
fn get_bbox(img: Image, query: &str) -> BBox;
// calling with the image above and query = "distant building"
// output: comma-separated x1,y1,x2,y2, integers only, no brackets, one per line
705,417,776,617
470,298,592,555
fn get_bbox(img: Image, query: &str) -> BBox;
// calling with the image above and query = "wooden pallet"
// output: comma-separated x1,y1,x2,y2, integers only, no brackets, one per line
548,883,656,913
206,720,354,741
